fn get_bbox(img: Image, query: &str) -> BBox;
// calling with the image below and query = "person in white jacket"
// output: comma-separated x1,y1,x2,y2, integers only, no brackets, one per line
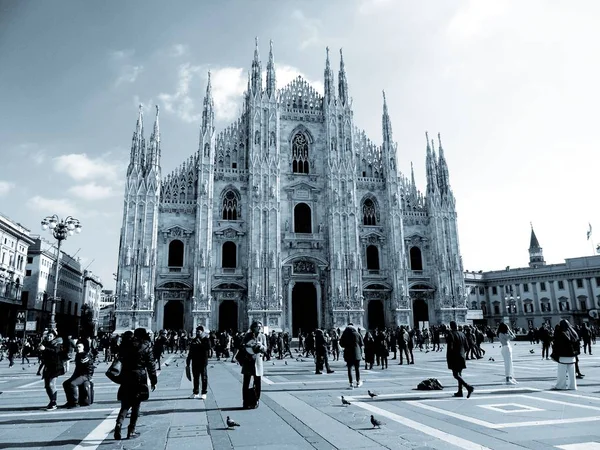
240,321,267,409
497,322,517,385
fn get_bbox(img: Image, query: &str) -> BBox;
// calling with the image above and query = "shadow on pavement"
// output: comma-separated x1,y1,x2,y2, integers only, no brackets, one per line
0,439,82,448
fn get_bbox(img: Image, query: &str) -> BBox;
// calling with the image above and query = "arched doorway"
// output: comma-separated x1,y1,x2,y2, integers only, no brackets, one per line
367,300,385,331
163,301,184,331
219,300,238,333
292,282,317,337
413,299,428,329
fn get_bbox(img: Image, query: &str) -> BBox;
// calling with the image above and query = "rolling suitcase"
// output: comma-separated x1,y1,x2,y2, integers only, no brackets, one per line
78,380,94,406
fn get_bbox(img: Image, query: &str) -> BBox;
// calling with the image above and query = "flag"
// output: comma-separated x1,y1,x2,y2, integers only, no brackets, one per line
587,223,592,240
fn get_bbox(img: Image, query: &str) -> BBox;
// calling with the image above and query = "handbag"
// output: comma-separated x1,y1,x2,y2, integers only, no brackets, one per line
105,359,122,384
137,383,150,402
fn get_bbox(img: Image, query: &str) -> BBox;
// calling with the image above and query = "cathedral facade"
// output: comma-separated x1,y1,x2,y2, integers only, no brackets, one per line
114,41,467,334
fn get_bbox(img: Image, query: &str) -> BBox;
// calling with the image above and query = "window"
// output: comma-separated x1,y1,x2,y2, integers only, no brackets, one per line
409,247,423,271
523,284,529,292
481,302,487,315
580,299,588,311
366,245,380,270
25,270,31,276
524,303,534,313
540,282,546,291
558,280,564,290
576,279,583,289
74,303,78,316
596,277,600,287
27,257,32,264
559,301,570,312
492,286,498,295
222,241,237,268
168,240,184,267
294,203,312,233
479,287,485,295
493,304,500,315
291,132,309,174
470,287,476,295
222,190,239,220
362,198,378,225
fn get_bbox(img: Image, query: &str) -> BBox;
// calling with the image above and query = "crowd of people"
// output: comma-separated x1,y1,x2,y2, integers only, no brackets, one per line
0,318,596,441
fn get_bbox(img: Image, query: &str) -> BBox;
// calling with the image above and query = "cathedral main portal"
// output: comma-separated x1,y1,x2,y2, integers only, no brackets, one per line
291,282,318,337
412,299,429,329
219,300,238,333
163,300,184,331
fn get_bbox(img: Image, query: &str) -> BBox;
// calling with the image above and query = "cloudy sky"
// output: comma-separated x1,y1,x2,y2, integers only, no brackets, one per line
1,0,599,290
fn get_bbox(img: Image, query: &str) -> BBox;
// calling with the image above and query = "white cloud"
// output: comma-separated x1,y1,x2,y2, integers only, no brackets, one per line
446,0,510,40
53,154,120,183
16,143,46,164
0,181,15,196
275,64,324,94
291,10,321,49
68,182,116,201
357,0,394,15
115,65,143,86
29,196,77,217
169,44,188,57
109,49,135,61
158,62,203,123
210,67,247,121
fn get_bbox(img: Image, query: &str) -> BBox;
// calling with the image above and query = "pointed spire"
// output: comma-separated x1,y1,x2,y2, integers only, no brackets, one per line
529,224,541,249
410,161,418,200
127,105,145,175
425,131,438,195
251,36,262,95
382,90,392,143
146,105,161,170
324,46,335,102
528,224,546,267
201,71,214,134
437,132,450,194
338,48,348,105
266,39,276,98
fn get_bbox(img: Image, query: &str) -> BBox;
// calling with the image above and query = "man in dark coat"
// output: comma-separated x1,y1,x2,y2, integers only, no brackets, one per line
39,329,67,410
62,341,94,408
339,323,363,389
186,325,211,400
314,329,334,375
446,321,474,398
114,328,157,440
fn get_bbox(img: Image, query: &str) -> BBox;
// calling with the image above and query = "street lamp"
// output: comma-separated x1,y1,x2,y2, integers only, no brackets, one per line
41,215,82,331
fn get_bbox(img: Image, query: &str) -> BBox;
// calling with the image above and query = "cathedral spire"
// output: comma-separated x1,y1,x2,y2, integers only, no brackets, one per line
528,223,546,267
324,46,335,103
338,48,348,105
382,90,393,143
437,132,450,195
251,36,262,95
201,71,214,135
127,104,145,176
146,105,160,170
425,132,438,195
410,161,418,196
266,39,276,98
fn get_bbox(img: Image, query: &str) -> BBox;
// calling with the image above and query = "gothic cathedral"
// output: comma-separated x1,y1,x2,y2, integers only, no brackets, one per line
115,40,467,334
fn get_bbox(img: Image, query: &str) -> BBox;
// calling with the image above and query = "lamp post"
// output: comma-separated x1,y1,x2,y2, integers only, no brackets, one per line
41,215,82,331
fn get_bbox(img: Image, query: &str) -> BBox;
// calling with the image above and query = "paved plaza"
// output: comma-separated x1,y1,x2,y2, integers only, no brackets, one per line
0,342,599,449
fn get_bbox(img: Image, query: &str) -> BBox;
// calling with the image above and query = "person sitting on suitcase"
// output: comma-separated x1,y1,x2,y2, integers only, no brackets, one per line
62,341,94,408
241,321,267,409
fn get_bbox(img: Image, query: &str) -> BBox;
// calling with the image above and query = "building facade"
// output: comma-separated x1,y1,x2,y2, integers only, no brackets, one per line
115,41,467,334
22,237,84,334
98,289,116,333
0,213,35,336
83,270,103,335
464,227,600,330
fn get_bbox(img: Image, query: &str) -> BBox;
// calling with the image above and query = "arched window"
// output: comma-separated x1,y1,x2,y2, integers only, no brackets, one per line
362,198,377,225
481,302,487,315
168,240,184,267
292,132,309,174
222,190,238,220
409,247,423,271
294,203,312,233
203,143,210,157
222,241,237,268
366,245,380,270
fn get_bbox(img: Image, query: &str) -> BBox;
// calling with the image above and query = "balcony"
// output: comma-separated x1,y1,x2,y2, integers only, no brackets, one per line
362,269,387,279
214,267,244,278
408,270,430,281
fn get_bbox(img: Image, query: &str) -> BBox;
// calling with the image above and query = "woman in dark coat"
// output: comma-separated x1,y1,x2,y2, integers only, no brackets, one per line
552,319,579,390
39,329,67,410
376,330,389,369
113,329,157,440
363,332,376,370
339,323,364,388
445,321,474,398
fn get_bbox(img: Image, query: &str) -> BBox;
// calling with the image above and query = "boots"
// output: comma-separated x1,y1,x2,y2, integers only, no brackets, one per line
114,424,122,440
127,425,140,439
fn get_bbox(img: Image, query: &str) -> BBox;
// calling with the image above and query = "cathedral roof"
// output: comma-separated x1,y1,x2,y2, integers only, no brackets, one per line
279,75,323,114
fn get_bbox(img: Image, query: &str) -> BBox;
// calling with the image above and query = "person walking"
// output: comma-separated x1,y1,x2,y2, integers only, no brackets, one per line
39,329,67,410
62,341,94,408
445,321,474,398
186,325,211,400
540,324,552,360
113,328,157,440
314,329,335,374
363,331,375,370
497,322,517,385
241,321,267,409
397,326,410,364
551,319,580,390
339,322,363,389
581,323,592,355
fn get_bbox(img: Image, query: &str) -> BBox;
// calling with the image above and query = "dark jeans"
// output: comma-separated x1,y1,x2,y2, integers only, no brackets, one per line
398,347,410,364
583,340,592,354
346,360,360,384
452,369,470,394
242,374,261,406
542,341,551,358
316,352,332,372
63,375,91,404
116,399,141,429
44,376,58,403
192,363,208,395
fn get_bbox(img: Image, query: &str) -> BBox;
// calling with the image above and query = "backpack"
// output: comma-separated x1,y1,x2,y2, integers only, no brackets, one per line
417,378,444,391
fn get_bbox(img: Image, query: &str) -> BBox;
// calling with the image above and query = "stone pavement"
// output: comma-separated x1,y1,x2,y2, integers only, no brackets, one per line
0,341,599,449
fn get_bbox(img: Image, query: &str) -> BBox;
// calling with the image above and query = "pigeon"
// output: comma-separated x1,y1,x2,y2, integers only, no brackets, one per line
226,416,240,429
210,365,215,368
529,349,535,354
489,357,495,362
285,361,288,365
22,367,25,370
300,359,305,362
368,390,378,399
341,396,351,406
296,358,300,362
165,362,170,367
272,362,275,365
370,415,385,428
